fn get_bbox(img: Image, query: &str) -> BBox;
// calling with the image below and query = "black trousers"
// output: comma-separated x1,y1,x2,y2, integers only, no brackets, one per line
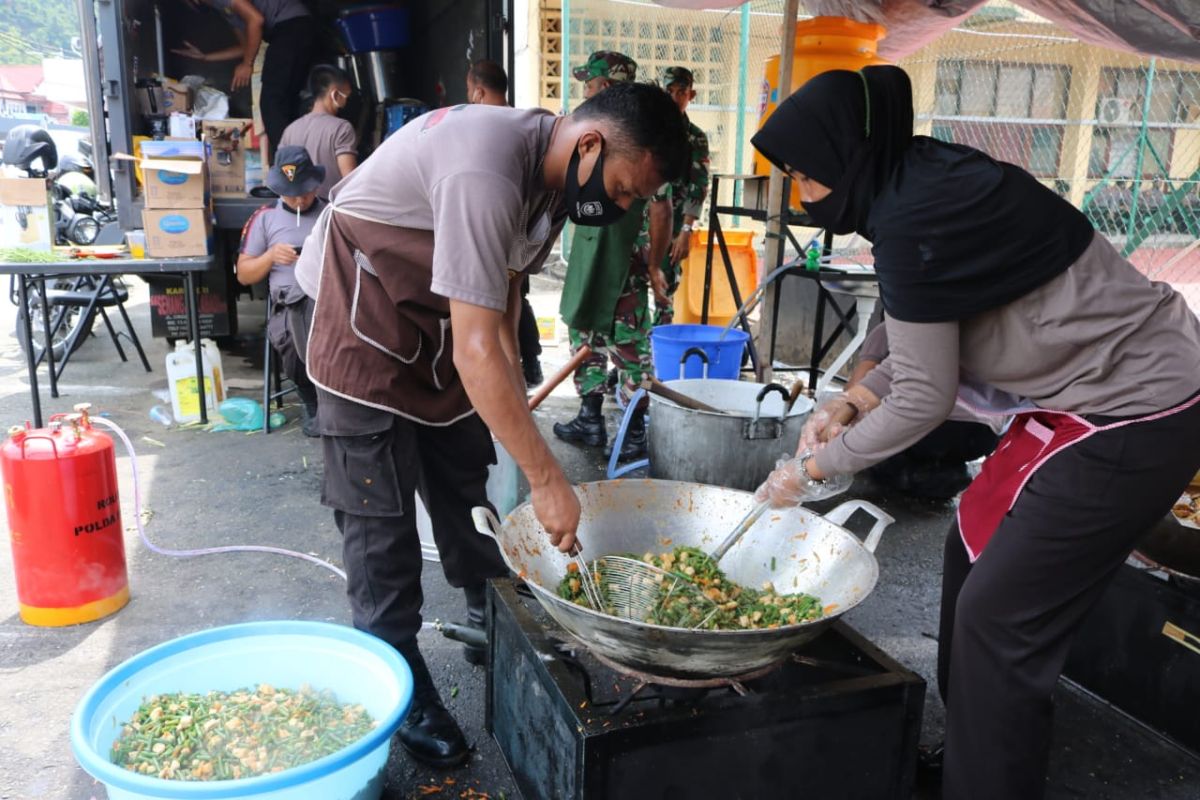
936,395,1200,799
317,390,508,649
260,16,317,157
268,287,314,405
517,275,541,366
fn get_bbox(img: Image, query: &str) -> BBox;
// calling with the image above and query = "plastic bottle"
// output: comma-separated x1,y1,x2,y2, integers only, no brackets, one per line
805,241,822,272
201,339,226,403
148,405,174,427
165,341,221,423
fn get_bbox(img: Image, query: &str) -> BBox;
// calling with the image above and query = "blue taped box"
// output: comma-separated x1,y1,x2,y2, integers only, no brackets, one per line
142,208,213,257
141,155,209,210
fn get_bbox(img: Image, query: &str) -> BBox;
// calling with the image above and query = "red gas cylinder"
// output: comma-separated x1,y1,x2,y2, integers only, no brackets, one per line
2,404,129,626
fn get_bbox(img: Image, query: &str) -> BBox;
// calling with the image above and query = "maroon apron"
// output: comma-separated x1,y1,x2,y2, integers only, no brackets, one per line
957,395,1200,561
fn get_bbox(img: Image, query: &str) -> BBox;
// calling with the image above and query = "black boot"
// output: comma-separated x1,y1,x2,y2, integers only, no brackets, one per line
395,641,470,768
462,583,487,666
297,386,320,438
523,358,544,389
552,395,607,447
604,408,647,462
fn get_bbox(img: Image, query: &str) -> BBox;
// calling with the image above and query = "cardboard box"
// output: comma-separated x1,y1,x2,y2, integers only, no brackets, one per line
141,156,209,209
162,79,192,114
202,119,253,197
143,208,213,257
0,177,56,251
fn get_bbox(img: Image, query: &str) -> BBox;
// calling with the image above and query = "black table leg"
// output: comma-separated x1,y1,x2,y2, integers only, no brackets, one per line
809,286,826,395
184,272,208,424
39,277,58,400
17,275,42,428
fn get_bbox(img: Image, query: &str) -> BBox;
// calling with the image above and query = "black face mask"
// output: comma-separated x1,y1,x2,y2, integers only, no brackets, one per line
564,139,626,226
796,143,871,236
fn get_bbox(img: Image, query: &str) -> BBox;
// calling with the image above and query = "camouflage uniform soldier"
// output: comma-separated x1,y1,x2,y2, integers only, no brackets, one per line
554,51,672,461
655,66,711,326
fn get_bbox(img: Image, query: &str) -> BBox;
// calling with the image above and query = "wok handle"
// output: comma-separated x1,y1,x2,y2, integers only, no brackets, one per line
823,500,895,554
471,506,501,541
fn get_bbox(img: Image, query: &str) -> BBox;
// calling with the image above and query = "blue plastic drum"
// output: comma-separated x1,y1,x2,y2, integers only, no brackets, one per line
336,6,411,53
651,324,750,381
71,621,412,800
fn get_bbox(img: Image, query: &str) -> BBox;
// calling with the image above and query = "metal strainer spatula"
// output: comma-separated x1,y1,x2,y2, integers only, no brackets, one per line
596,500,771,622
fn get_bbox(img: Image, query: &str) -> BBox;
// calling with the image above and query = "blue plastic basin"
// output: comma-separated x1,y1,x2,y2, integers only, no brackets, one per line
336,7,411,53
71,621,412,800
651,324,749,381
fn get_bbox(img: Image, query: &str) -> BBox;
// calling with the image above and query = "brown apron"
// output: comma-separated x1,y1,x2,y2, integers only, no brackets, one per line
306,210,472,425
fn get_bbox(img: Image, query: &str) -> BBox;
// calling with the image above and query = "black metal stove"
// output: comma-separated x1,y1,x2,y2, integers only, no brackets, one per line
485,578,925,800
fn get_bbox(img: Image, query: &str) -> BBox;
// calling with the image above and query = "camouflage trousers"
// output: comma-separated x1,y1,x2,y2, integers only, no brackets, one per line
569,275,653,400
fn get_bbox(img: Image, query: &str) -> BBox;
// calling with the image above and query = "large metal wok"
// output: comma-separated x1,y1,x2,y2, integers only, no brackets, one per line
472,480,894,679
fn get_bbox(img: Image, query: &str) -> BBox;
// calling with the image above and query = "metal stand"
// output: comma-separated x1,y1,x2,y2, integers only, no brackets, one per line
772,268,880,394
700,174,814,382
701,174,881,393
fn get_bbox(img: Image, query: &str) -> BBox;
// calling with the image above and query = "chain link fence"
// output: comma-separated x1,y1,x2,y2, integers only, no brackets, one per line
543,0,1200,307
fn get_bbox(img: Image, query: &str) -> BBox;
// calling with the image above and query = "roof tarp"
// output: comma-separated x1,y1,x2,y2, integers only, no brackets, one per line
651,1,1200,63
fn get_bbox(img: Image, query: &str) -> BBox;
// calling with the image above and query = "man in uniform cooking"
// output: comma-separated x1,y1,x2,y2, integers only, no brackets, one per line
293,84,687,767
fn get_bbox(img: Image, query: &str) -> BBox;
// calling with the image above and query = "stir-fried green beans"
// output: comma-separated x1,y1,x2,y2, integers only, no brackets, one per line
556,546,824,631
110,684,376,781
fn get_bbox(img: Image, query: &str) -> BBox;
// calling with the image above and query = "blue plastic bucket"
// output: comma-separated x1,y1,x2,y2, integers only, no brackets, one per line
651,324,749,381
71,621,412,800
336,7,411,53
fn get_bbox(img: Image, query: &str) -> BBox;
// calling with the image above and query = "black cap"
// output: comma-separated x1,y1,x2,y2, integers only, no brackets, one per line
266,145,325,197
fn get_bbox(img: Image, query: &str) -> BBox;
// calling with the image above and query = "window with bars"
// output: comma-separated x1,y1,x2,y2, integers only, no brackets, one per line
932,60,1072,177
1087,68,1200,179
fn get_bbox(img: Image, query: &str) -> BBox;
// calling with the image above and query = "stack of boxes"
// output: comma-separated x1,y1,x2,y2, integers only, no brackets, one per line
139,140,213,258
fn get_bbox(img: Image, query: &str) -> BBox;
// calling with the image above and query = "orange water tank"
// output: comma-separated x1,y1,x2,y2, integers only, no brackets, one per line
754,16,888,209
2,406,129,626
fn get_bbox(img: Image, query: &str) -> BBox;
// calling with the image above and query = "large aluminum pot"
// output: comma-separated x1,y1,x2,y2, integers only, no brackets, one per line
648,380,814,491
472,480,893,679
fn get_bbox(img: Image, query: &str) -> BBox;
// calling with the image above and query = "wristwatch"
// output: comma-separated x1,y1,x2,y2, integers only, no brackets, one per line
681,223,693,233
799,454,827,487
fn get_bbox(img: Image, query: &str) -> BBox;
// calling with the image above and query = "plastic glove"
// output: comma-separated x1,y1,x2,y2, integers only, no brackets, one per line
800,394,858,453
755,453,852,509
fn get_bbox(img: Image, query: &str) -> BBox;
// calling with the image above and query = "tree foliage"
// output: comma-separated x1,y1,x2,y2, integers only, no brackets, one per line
0,0,79,66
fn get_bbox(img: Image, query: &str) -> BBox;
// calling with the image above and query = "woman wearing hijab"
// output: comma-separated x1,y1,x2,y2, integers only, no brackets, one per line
752,65,1200,800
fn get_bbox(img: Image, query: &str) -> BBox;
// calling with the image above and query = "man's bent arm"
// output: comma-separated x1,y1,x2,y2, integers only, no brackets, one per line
450,299,580,551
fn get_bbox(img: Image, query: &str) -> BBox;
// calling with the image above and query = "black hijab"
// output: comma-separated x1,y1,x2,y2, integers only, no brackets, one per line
751,65,1094,323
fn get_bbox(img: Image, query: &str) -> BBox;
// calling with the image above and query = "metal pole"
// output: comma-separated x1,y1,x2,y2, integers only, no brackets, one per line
1125,58,1156,252
559,0,572,263
154,2,165,77
732,2,751,220
755,0,800,383
17,275,43,427
560,0,571,116
75,0,113,205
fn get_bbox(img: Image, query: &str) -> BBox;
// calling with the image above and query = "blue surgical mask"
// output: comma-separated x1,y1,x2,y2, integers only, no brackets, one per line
563,138,626,226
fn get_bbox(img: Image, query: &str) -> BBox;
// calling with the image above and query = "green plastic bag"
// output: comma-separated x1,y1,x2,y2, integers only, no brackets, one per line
211,397,265,432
